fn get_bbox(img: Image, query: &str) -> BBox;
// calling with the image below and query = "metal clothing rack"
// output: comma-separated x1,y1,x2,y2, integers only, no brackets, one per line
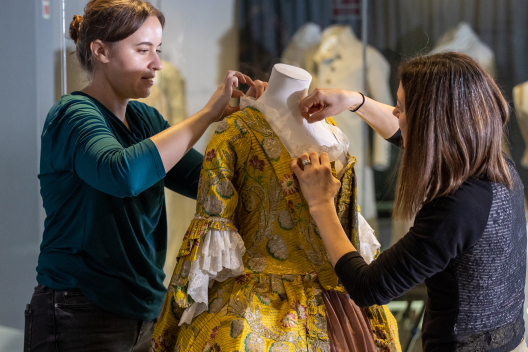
361,0,368,214
333,0,369,212
331,0,369,212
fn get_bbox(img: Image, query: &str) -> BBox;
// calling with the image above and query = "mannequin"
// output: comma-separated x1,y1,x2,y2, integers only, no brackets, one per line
305,24,393,225
513,82,528,168
251,63,348,172
247,64,382,259
281,23,322,69
430,22,497,77
152,64,401,352
249,64,380,263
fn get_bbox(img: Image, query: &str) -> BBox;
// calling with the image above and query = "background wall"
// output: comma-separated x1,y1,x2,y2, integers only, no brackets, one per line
0,0,54,336
149,0,239,153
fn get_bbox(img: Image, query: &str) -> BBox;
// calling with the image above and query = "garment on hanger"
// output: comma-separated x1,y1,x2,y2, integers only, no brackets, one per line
304,25,393,223
152,101,401,352
134,61,192,287
429,22,497,78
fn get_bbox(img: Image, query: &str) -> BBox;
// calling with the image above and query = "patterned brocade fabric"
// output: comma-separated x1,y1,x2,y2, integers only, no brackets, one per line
152,107,401,352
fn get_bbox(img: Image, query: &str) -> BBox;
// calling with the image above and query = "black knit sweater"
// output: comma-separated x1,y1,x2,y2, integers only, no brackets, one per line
335,130,527,351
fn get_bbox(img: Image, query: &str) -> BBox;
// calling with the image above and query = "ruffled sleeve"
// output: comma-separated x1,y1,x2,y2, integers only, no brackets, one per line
178,221,246,325
166,116,252,325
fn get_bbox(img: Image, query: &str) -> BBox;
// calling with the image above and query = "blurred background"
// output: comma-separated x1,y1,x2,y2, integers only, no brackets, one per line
1,1,528,351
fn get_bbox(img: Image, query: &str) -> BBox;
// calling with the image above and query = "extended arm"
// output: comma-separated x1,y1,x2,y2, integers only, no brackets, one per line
299,88,399,139
164,148,203,199
53,71,257,198
292,152,491,307
151,71,252,172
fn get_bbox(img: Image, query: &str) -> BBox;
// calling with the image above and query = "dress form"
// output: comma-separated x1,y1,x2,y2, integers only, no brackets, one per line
513,82,528,168
430,22,497,77
155,98,397,351
253,63,348,171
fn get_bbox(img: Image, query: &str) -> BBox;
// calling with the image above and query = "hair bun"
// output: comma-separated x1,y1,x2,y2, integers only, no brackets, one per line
69,15,83,44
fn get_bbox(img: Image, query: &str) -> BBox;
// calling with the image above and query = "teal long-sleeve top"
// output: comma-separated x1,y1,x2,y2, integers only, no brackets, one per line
37,91,203,320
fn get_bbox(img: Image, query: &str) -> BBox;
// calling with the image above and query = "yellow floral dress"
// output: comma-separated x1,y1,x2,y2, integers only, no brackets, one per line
152,106,401,352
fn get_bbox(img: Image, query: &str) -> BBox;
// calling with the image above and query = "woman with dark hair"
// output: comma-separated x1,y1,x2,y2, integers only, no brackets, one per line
292,52,527,352
26,0,263,351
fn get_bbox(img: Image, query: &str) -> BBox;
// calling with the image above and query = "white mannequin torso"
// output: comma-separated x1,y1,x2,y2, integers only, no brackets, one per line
244,63,348,172
256,64,312,116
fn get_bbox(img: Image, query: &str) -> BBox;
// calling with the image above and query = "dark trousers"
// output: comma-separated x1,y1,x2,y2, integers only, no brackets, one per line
24,285,156,352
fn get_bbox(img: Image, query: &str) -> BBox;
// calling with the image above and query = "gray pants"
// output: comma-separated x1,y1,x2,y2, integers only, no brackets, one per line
24,285,156,352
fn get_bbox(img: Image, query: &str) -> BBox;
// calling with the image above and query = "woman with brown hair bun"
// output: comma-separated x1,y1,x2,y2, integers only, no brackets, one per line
293,52,527,351
26,0,261,351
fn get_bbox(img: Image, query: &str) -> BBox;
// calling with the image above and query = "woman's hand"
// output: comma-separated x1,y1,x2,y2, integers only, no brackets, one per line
292,152,357,266
299,88,363,123
291,152,341,212
202,70,255,123
292,152,354,266
246,80,268,99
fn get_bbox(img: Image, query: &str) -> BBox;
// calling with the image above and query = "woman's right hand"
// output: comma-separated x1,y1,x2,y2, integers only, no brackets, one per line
299,88,364,123
202,70,255,123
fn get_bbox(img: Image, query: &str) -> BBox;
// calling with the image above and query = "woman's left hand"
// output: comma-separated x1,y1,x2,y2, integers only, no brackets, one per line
291,152,341,211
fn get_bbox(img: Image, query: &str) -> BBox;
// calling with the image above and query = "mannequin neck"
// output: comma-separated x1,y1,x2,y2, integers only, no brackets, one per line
257,64,311,116
251,64,347,171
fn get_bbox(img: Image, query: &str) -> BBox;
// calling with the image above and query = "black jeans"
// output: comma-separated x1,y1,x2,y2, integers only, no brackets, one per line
24,285,156,352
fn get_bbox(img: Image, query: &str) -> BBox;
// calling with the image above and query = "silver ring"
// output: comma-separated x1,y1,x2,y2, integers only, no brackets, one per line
302,159,311,166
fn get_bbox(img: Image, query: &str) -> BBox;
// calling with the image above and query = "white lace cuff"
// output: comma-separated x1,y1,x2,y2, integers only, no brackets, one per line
179,228,246,325
358,213,380,264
